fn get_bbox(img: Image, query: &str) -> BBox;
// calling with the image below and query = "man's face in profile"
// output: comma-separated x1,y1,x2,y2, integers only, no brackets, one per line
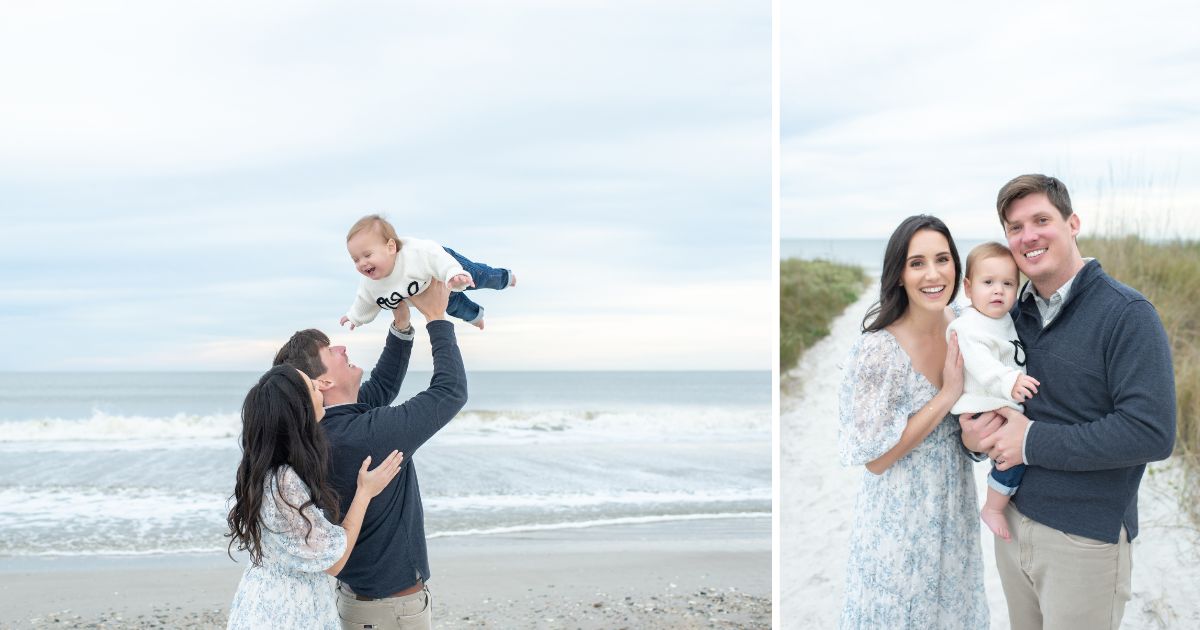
318,343,363,396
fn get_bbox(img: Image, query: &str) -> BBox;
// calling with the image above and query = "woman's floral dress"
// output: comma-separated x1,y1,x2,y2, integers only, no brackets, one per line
227,466,347,629
837,329,988,629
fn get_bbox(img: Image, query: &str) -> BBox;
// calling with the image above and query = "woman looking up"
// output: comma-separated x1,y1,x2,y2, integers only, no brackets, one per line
225,365,403,629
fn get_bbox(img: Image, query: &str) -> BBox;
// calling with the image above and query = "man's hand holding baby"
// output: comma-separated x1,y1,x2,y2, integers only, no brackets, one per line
410,279,450,322
391,301,412,330
979,407,1030,470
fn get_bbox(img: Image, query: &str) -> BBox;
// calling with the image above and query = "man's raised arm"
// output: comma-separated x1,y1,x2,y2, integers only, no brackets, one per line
358,302,415,407
365,279,468,455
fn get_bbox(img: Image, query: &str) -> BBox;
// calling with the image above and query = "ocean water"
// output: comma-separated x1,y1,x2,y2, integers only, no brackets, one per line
781,237,991,276
0,371,769,557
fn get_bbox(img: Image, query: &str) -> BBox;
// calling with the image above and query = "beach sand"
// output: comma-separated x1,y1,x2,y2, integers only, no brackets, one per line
1,517,770,629
781,287,1200,629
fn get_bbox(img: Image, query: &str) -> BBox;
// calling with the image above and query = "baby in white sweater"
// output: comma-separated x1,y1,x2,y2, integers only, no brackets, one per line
946,242,1040,540
339,214,516,331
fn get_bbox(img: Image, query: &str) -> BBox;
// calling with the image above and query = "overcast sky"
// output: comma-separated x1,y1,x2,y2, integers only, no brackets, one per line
782,0,1200,240
0,2,771,372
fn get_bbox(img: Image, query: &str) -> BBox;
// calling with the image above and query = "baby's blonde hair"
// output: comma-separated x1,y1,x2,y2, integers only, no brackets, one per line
346,214,400,246
964,242,1018,281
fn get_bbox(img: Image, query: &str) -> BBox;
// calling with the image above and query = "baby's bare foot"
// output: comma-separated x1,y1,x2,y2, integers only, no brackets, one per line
981,508,1010,541
508,271,517,287
471,318,485,330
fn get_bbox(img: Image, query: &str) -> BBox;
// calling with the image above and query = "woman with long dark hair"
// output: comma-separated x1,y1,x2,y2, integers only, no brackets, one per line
836,215,988,628
225,365,403,629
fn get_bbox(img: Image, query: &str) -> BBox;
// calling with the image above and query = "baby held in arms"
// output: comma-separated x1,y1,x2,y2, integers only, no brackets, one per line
946,242,1040,540
340,214,516,330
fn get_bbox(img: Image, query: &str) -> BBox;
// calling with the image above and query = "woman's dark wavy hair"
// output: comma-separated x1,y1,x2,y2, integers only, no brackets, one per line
226,365,341,565
862,214,961,333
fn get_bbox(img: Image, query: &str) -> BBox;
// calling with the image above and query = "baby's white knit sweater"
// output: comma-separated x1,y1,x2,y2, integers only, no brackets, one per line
945,306,1025,414
344,237,467,327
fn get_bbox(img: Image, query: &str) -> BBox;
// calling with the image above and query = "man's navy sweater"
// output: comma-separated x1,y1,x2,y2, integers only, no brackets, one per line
1012,259,1175,543
320,320,467,597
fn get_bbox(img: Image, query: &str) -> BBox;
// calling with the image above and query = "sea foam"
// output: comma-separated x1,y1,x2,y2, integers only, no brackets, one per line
0,406,768,450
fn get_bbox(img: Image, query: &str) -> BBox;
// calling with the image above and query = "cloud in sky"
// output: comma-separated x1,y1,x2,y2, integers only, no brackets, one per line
0,2,771,371
782,0,1200,240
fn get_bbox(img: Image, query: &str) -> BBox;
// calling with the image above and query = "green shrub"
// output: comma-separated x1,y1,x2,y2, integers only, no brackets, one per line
780,258,867,371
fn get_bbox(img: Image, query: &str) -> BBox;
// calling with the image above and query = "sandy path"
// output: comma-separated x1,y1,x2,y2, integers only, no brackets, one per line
780,288,1200,629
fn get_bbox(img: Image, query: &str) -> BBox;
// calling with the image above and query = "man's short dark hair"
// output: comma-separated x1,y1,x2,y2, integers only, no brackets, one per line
273,329,331,378
996,174,1073,226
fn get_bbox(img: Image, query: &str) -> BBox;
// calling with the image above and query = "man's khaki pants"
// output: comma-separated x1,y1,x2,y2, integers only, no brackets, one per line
336,582,432,630
996,504,1132,630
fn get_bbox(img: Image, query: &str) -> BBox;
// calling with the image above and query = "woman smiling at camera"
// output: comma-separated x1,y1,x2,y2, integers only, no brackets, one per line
836,215,988,629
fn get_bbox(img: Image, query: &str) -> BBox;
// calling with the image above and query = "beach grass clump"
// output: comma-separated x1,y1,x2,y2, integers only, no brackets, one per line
1079,235,1200,527
780,258,867,371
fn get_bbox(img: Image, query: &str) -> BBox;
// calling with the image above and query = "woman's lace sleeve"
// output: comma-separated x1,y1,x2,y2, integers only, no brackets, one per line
838,333,913,466
271,467,348,574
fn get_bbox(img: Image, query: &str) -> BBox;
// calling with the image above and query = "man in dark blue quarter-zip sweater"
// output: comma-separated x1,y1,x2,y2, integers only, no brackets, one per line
962,174,1176,630
273,278,467,630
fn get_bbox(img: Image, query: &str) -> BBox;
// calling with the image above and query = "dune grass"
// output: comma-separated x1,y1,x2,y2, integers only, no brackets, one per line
780,258,868,372
1079,235,1200,527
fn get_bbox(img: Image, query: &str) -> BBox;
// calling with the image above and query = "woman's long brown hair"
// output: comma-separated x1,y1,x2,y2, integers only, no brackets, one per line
225,366,341,565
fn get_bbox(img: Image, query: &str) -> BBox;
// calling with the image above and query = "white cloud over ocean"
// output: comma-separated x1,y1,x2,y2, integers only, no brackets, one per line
0,2,771,371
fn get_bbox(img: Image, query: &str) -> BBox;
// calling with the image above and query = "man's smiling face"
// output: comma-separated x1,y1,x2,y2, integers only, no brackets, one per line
1003,192,1081,295
317,343,363,400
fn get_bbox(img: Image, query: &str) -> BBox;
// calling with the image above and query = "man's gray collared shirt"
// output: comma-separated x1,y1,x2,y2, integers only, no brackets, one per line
1019,258,1095,327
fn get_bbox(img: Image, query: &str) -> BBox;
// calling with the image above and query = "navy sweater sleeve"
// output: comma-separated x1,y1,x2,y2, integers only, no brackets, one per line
1027,299,1176,471
357,327,414,408
362,320,467,455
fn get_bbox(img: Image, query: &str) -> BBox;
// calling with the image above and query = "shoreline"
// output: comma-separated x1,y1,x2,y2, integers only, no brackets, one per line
1,516,770,629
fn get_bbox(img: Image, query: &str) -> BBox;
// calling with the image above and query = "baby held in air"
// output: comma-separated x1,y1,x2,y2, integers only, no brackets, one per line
340,214,516,331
